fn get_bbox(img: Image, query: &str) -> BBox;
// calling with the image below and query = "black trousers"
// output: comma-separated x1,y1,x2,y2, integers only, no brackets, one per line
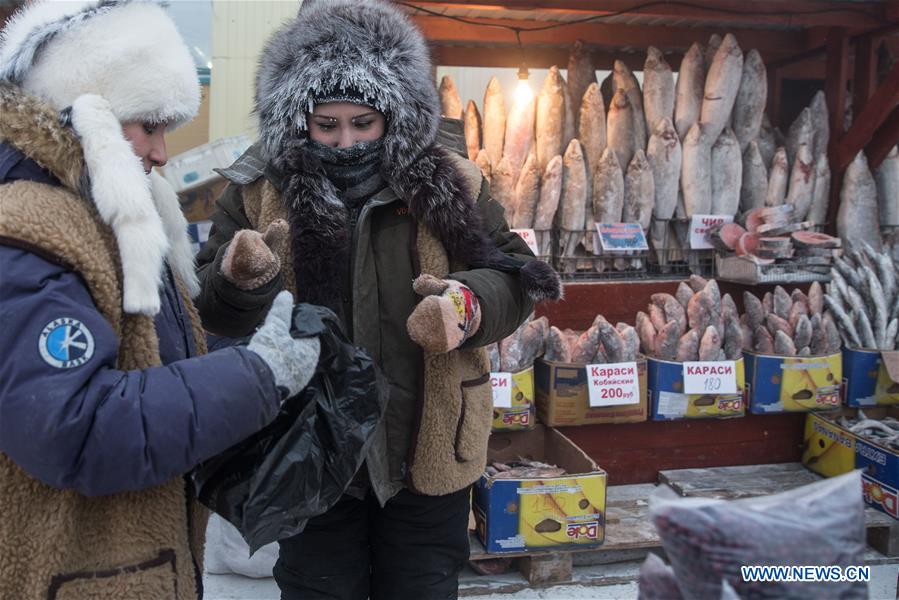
274,486,471,600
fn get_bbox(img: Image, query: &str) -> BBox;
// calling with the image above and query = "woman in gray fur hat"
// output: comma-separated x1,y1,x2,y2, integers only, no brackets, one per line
195,1,561,598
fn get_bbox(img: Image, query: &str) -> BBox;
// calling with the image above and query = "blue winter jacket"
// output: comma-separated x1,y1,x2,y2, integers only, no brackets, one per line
0,143,281,496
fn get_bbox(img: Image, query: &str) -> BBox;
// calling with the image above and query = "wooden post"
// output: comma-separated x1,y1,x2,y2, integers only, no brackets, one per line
866,106,899,170
833,62,899,170
824,28,850,236
768,67,783,128
854,36,878,116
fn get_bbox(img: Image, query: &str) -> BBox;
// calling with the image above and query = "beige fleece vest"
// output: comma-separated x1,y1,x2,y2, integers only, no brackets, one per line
0,181,209,600
243,178,491,495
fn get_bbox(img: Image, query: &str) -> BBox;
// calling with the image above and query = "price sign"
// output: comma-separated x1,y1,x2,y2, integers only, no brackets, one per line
596,223,649,252
490,372,512,408
682,361,738,395
511,228,539,256
587,362,641,407
689,214,734,249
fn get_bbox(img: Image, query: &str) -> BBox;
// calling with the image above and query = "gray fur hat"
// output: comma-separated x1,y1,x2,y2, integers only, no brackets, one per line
255,0,439,173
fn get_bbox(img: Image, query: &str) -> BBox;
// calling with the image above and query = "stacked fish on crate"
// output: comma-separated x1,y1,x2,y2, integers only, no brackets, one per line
543,315,640,364
487,316,549,432
837,144,899,262
742,282,843,413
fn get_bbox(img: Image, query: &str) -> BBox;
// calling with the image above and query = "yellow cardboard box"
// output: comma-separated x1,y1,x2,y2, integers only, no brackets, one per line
492,367,536,432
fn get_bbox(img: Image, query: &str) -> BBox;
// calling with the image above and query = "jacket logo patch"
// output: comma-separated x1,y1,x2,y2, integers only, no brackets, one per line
38,318,95,369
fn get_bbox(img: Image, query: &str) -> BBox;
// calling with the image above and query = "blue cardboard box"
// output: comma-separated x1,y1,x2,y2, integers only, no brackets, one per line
648,357,745,420
745,351,842,414
843,348,899,407
473,425,607,553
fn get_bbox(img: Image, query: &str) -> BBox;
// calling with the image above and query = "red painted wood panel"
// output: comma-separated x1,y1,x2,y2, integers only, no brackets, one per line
559,414,806,485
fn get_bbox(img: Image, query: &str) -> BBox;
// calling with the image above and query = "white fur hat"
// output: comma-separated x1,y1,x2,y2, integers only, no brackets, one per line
0,0,199,128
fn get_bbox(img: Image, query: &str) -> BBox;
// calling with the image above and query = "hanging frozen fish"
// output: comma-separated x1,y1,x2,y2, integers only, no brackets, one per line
786,108,813,168
705,34,722,69
594,147,625,225
643,47,675,135
682,122,712,217
438,75,462,119
504,83,536,184
740,141,768,213
560,72,577,153
568,40,597,131
579,83,607,182
838,152,882,251
807,154,831,226
647,118,682,268
475,148,492,183
560,139,588,265
613,60,647,152
785,143,816,221
491,155,516,223
711,127,742,216
757,114,777,169
483,76,506,168
675,42,705,142
765,147,789,207
700,33,744,143
608,88,636,173
512,152,541,229
463,100,482,162
624,150,655,230
534,155,563,255
809,91,830,160
536,66,566,175
876,146,899,228
732,49,767,152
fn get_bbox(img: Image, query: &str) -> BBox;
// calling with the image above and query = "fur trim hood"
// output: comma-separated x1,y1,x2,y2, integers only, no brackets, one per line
255,0,439,175
0,0,199,129
0,83,199,315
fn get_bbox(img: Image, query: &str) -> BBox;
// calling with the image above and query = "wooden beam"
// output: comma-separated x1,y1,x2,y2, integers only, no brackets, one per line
409,14,805,57
768,68,783,127
430,45,679,72
866,106,899,171
768,23,899,70
825,28,850,236
834,61,899,170
401,1,887,29
854,36,878,115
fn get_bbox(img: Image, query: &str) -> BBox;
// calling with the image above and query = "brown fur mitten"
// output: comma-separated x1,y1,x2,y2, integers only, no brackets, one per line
406,274,481,354
221,220,288,290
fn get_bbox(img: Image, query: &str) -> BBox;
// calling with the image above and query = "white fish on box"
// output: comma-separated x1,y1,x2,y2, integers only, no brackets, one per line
536,66,566,175
512,152,541,229
613,60,647,152
757,114,777,170
490,155,516,223
560,71,577,153
838,152,882,251
807,153,831,226
765,147,789,207
647,117,682,268
785,142,815,221
731,49,767,152
876,145,899,227
482,76,506,168
608,88,636,176
710,127,742,216
579,82,607,180
504,84,536,185
675,42,705,142
594,147,625,225
624,150,655,269
439,75,462,119
463,100,481,162
475,148,492,183
809,91,830,160
700,33,744,143
643,47,675,135
534,155,563,255
740,141,768,213
705,34,722,69
681,121,712,217
560,139,588,267
786,107,813,168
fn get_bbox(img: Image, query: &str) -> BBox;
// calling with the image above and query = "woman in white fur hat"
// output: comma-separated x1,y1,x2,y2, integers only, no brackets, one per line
0,2,320,597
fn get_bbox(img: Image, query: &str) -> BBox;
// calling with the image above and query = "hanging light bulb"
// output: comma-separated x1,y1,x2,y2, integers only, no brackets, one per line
514,64,533,105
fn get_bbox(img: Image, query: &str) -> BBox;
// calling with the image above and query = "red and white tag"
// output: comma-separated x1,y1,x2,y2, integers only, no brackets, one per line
682,361,738,395
587,362,640,407
511,228,539,256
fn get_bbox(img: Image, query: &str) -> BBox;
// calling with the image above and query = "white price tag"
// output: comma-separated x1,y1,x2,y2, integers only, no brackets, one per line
511,229,539,256
682,361,738,395
689,214,734,249
491,372,512,408
587,362,641,407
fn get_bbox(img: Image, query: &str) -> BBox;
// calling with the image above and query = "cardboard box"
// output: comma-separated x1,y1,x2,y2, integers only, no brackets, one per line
534,358,648,426
801,407,899,520
162,135,251,193
843,348,899,407
473,425,607,553
648,357,746,420
178,178,227,223
492,367,536,432
802,410,857,478
745,351,841,414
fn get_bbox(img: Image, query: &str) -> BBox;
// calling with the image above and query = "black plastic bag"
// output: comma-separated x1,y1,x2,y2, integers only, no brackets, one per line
192,304,388,552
